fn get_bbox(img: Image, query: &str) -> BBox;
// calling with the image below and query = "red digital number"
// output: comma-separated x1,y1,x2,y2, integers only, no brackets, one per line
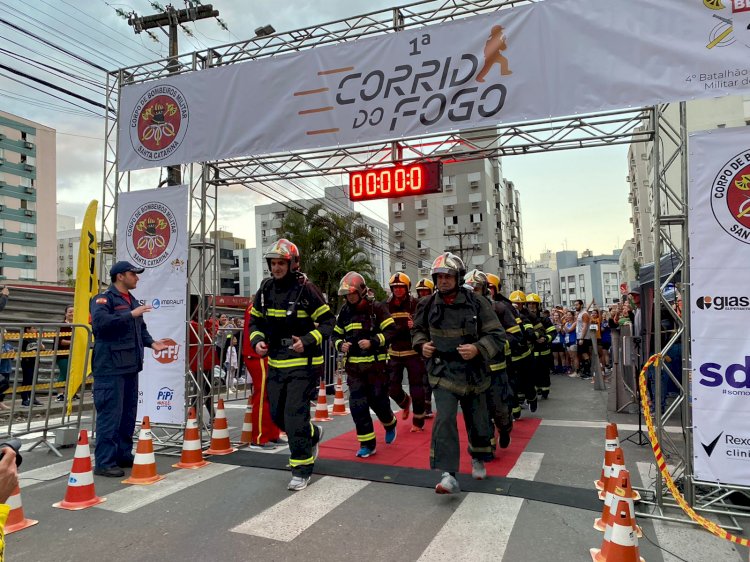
395,167,406,192
410,165,422,192
365,172,377,196
380,170,391,194
351,173,363,198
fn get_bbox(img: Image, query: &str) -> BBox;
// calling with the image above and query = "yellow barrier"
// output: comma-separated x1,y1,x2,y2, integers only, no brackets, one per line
2,332,72,340
639,354,750,548
8,376,93,394
0,350,70,359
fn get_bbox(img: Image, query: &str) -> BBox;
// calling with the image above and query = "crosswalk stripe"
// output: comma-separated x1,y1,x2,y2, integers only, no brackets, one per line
19,457,85,489
635,462,744,562
418,493,523,561
96,463,238,513
231,476,369,542
507,452,544,481
541,419,682,433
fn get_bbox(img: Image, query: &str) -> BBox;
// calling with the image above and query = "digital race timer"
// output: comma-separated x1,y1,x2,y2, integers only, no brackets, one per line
348,162,443,202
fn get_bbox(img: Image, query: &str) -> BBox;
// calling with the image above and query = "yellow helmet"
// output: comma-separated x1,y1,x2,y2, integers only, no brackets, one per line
509,290,527,303
389,272,411,290
486,273,501,294
416,278,434,294
526,293,542,304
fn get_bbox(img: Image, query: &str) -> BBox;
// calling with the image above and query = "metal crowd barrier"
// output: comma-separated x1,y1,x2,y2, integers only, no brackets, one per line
0,323,93,456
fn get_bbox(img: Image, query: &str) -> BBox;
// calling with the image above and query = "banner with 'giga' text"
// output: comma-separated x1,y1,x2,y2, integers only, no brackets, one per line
119,0,750,171
689,126,750,486
116,186,188,425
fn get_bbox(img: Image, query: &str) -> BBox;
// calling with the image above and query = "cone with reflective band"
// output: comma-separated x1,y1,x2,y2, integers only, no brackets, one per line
239,397,253,444
206,399,237,455
590,499,645,562
5,485,38,533
331,375,348,416
173,407,210,469
313,379,332,422
596,447,617,499
123,416,165,485
599,448,640,501
53,429,105,510
595,423,620,491
595,469,642,537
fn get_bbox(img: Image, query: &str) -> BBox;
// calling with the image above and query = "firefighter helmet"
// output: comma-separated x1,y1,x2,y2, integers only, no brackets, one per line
464,269,489,293
526,293,542,304
338,271,367,297
430,252,465,284
264,238,300,271
388,272,411,290
415,278,434,295
486,273,501,294
509,290,527,303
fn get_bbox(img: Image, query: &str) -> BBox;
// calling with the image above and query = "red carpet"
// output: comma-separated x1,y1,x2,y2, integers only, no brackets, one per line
318,414,542,477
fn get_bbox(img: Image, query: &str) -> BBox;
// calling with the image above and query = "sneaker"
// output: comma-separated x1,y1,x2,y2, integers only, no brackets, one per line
424,407,434,419
529,399,538,413
356,446,376,458
410,425,424,433
471,459,487,480
276,432,288,443
568,372,580,378
249,442,278,450
385,424,397,444
400,394,411,420
512,409,521,420
56,394,65,402
287,476,311,491
312,425,324,462
435,472,460,494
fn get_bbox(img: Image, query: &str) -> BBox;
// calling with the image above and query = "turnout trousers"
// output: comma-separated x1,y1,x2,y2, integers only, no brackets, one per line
430,386,492,474
346,361,396,450
486,367,513,435
510,353,537,408
534,350,552,398
386,354,427,427
93,373,138,470
265,364,322,478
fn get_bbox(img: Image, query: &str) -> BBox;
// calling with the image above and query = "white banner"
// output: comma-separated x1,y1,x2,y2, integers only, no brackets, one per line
116,186,188,425
119,0,750,172
689,126,750,486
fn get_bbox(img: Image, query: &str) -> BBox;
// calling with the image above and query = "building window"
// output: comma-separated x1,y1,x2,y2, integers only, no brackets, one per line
470,213,483,223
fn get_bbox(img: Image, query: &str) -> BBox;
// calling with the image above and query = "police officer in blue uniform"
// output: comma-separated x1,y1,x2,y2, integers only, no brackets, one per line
90,261,167,477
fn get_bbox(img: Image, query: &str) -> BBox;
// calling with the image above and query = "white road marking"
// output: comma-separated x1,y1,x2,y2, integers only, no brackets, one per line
418,493,523,561
231,476,369,542
19,457,88,489
507,452,544,481
96,463,238,513
635,462,744,562
541,419,681,433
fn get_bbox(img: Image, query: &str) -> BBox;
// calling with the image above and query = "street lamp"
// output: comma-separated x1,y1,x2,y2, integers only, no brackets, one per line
254,24,276,37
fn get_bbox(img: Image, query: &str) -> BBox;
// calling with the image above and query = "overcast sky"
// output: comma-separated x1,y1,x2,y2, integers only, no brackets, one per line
0,0,633,262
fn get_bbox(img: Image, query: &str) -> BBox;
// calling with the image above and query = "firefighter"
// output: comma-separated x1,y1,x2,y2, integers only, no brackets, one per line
413,253,505,493
508,290,538,414
415,277,435,417
248,239,335,492
333,272,398,457
526,293,555,399
466,270,516,450
385,272,428,432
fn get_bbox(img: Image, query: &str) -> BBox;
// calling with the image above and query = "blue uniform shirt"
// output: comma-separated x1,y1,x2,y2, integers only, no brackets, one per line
90,285,155,377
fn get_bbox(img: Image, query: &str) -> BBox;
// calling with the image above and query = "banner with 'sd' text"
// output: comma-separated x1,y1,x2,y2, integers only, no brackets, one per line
689,126,750,486
119,0,750,172
116,186,188,425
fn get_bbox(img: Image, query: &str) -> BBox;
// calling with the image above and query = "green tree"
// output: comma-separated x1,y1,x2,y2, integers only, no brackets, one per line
65,266,75,288
278,205,379,304
633,260,641,280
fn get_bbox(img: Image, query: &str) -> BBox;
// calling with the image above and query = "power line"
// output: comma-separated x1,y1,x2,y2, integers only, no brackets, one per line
0,48,106,96
0,34,104,83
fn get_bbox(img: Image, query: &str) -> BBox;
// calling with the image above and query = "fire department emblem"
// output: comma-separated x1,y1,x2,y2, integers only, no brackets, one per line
125,202,179,268
710,150,750,244
129,85,189,161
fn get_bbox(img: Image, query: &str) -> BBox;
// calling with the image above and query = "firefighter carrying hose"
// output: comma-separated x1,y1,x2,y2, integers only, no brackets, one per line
412,253,505,494
333,272,398,458
385,272,428,432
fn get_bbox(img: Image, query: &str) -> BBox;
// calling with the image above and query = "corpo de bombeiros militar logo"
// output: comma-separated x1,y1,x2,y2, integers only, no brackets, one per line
711,150,750,244
129,85,188,161
125,201,178,268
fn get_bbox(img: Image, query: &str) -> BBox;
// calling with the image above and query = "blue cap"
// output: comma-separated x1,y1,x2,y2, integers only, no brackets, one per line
110,261,145,277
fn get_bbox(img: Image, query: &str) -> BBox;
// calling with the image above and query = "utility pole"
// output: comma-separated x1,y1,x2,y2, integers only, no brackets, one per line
444,229,472,262
128,3,219,186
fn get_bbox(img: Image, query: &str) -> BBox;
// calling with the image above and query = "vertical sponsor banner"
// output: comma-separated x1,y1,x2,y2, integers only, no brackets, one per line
689,126,750,486
68,200,98,414
116,186,188,424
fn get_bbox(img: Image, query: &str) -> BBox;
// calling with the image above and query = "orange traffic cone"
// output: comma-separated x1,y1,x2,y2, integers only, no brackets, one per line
590,498,645,562
173,407,210,469
332,375,348,416
597,447,617,499
595,423,620,491
239,397,253,444
205,399,237,455
600,448,640,501
53,429,105,510
5,485,38,533
595,469,642,537
313,380,332,422
123,416,165,485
